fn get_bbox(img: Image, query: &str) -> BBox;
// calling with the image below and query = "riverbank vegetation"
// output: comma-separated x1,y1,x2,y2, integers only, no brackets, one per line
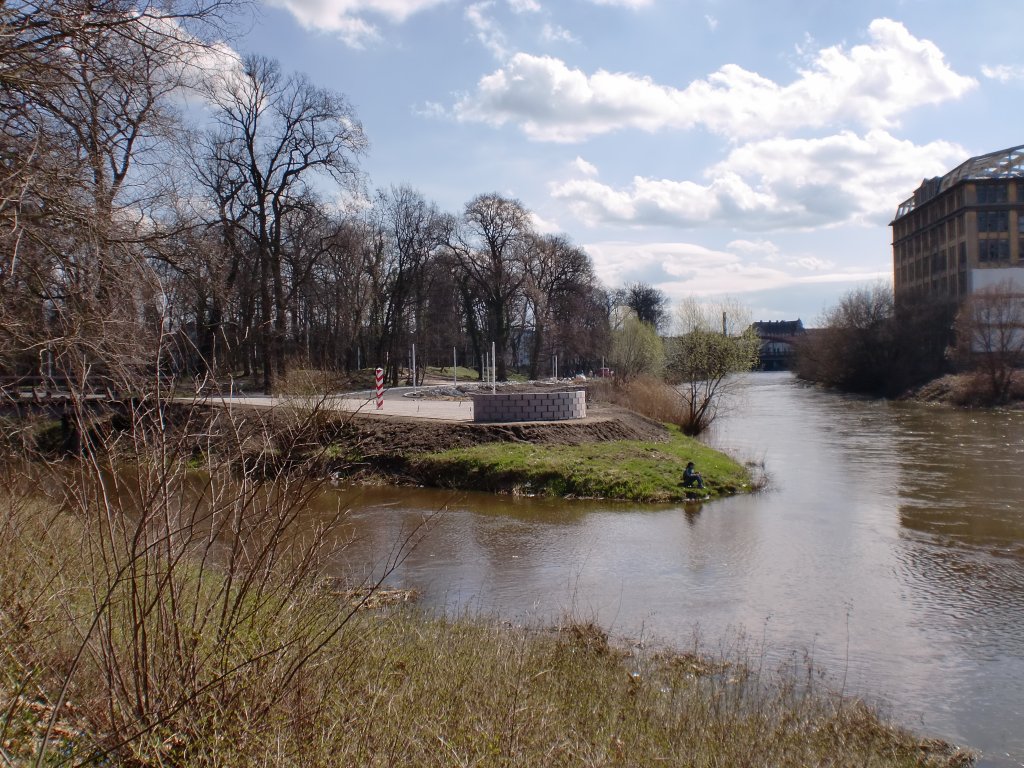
604,297,761,436
796,281,1024,407
0,3,981,761
665,298,761,435
795,284,956,398
272,376,758,501
0,457,974,767
411,425,751,501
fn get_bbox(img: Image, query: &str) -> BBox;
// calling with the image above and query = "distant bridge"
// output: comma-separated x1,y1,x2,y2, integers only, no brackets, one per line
751,320,805,371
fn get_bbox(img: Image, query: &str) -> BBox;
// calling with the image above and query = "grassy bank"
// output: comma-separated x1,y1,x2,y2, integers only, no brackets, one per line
409,424,753,502
0,475,973,767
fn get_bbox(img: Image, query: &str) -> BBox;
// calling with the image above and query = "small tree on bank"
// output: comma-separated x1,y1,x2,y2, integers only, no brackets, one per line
666,298,759,436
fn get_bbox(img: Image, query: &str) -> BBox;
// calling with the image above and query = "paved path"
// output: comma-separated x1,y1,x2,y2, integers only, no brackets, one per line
204,388,476,423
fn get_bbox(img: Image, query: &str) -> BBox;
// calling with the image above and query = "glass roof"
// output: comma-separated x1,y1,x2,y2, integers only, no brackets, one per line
893,144,1024,220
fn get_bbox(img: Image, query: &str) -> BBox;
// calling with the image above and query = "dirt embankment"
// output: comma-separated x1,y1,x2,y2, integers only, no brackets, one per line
341,400,669,458
321,399,671,490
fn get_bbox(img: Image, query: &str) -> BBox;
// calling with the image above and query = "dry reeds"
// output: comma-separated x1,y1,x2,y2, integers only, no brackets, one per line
588,375,691,425
0,387,973,767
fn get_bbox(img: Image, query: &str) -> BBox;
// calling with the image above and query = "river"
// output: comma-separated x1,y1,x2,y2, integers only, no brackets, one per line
318,372,1024,766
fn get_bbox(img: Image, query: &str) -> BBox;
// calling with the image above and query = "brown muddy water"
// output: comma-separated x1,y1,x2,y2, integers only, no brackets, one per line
313,372,1024,767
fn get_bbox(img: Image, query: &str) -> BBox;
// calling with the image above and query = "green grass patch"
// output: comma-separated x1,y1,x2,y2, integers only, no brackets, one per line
424,365,481,382
411,424,753,502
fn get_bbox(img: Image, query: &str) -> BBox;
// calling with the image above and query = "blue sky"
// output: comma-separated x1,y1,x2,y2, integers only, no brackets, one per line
224,0,1024,325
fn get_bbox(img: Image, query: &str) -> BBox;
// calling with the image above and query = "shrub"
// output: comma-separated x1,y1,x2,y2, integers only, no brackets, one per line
796,285,955,397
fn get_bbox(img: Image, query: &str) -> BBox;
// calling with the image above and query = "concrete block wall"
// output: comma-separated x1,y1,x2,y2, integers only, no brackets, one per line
472,390,586,423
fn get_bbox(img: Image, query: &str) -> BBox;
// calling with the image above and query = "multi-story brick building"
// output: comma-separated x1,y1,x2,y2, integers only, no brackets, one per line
891,144,1024,305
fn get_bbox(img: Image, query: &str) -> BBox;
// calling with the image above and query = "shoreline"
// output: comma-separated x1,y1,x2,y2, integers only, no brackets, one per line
310,384,758,502
0,383,982,766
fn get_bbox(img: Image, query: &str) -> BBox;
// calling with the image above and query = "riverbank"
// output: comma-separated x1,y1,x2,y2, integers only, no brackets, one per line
331,377,762,501
327,396,755,501
0,479,975,767
8,384,754,503
903,371,1024,407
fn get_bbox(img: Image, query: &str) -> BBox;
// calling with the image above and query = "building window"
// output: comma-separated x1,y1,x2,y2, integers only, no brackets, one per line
979,237,1011,262
977,183,1009,204
978,210,1009,232
959,242,967,266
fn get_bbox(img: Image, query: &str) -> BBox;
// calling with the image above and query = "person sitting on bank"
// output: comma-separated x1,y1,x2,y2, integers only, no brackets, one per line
682,461,704,489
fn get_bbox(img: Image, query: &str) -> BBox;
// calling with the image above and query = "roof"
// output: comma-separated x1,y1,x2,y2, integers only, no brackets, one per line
751,320,804,337
893,144,1024,220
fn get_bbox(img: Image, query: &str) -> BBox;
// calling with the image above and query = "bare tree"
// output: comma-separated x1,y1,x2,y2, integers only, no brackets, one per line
362,186,442,385
443,193,532,380
1,0,239,391
202,54,367,393
796,284,956,397
523,233,598,379
560,283,612,373
954,279,1024,403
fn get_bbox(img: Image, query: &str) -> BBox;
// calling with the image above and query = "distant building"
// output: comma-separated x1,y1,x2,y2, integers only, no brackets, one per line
891,144,1024,306
751,320,805,371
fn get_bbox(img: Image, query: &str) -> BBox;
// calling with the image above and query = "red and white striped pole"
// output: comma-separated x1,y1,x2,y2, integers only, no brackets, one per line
375,367,384,410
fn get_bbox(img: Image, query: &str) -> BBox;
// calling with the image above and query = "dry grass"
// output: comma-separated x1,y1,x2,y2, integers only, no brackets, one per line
909,371,1024,407
0,477,975,767
588,375,692,425
0,394,975,767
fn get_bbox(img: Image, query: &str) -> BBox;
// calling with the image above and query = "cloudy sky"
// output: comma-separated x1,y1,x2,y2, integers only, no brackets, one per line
234,0,1023,324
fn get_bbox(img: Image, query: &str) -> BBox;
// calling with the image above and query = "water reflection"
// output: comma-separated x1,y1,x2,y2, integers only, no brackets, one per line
892,404,1024,552
317,374,1024,766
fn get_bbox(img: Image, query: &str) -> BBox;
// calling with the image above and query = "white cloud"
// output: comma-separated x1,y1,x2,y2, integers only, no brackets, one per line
572,156,599,176
552,131,967,230
727,239,781,260
507,0,540,11
185,40,245,99
586,0,652,7
454,19,977,142
788,255,835,271
143,15,245,104
263,0,445,43
530,210,561,233
466,1,509,59
583,240,886,303
705,14,718,31
584,241,746,295
413,100,447,118
981,64,1024,83
541,22,577,44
